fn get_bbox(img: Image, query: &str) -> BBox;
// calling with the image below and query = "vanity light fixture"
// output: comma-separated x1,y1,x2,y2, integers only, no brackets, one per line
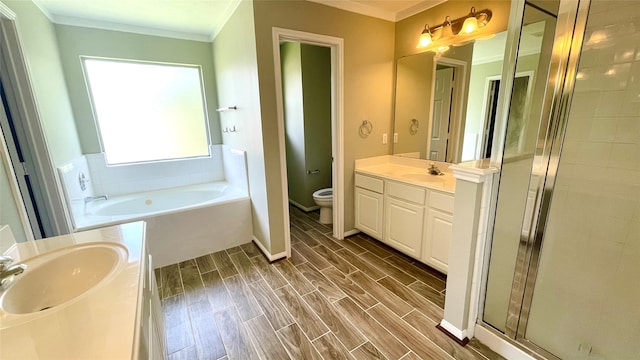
416,7,492,51
419,24,433,47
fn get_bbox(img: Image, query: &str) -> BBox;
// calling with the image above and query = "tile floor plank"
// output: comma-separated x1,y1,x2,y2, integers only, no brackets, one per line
229,251,262,283
313,332,354,360
214,307,261,360
178,259,196,269
291,215,314,232
179,265,207,305
244,315,291,360
335,249,385,280
200,270,232,312
306,229,343,251
154,268,162,288
334,237,368,255
358,251,417,285
296,263,347,303
250,255,289,289
403,310,483,360
385,255,446,291
311,244,356,274
241,241,262,258
467,339,506,360
162,294,193,355
188,300,226,360
351,342,388,360
277,323,324,360
161,264,183,299
401,352,423,360
248,279,295,331
292,242,331,270
273,259,315,296
321,267,378,310
348,271,413,317
378,276,444,322
194,254,216,274
275,285,329,340
349,235,395,259
211,250,239,278
222,274,263,321
226,246,243,254
288,247,308,266
334,297,409,359
290,224,320,247
367,304,451,360
303,291,366,351
167,346,197,360
408,280,446,308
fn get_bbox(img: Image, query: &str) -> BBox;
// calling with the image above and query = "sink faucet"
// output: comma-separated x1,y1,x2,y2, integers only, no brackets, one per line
84,195,108,204
428,162,444,176
0,255,27,290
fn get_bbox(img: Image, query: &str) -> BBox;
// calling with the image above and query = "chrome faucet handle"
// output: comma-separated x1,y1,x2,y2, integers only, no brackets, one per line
0,255,14,271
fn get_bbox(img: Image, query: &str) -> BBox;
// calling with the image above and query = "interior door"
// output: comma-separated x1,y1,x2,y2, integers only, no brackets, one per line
430,67,453,161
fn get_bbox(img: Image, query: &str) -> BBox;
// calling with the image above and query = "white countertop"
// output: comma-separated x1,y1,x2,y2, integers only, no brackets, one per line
0,222,146,360
355,157,456,194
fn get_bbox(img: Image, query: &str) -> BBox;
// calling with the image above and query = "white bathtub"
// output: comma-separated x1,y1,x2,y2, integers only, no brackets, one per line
71,182,252,268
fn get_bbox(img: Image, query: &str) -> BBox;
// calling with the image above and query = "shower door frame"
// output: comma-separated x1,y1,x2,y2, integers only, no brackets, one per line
478,0,592,358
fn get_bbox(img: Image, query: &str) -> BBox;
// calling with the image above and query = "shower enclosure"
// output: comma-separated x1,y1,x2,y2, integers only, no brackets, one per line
480,0,639,358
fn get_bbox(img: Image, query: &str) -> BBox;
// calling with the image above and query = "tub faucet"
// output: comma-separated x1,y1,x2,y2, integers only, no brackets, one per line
84,195,108,204
0,255,27,290
428,162,444,176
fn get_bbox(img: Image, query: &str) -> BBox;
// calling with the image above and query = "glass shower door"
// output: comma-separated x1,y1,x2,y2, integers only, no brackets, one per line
522,0,640,357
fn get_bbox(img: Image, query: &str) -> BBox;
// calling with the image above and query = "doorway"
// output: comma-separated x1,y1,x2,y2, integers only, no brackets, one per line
272,28,344,258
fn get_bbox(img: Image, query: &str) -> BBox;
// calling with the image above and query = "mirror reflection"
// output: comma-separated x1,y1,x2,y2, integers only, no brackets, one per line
393,23,545,163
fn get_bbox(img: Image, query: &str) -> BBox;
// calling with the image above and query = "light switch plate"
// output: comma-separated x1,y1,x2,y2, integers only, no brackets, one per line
382,133,388,144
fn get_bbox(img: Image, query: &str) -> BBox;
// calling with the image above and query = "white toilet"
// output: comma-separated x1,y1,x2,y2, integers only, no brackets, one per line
312,188,333,224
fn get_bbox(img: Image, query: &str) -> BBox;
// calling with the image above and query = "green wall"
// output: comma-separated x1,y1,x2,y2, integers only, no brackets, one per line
3,0,82,166
54,24,221,154
282,42,332,209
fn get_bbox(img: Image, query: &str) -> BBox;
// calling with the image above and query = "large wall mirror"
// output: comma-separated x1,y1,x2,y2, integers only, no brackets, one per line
392,23,544,163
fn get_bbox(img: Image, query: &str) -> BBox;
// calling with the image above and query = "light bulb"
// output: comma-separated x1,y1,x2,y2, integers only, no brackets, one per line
417,25,432,48
462,16,479,34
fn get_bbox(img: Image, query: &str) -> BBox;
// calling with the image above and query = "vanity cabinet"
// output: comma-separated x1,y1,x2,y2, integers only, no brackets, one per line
384,181,426,258
355,174,384,240
140,252,167,360
423,191,455,274
355,172,454,273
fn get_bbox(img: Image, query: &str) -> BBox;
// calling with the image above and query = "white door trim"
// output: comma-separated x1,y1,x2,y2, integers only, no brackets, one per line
0,2,72,236
272,27,345,259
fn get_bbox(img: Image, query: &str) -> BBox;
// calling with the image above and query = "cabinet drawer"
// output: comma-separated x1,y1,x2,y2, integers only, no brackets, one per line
386,181,426,205
355,173,384,193
429,191,454,213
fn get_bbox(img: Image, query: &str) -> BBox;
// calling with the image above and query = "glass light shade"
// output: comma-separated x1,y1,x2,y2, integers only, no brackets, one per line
441,22,454,39
418,32,432,47
462,16,479,34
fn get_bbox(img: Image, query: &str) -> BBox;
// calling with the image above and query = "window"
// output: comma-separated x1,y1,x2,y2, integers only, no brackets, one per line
82,57,210,165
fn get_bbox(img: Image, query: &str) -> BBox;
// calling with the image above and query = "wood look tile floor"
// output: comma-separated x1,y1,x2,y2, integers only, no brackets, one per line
157,207,503,360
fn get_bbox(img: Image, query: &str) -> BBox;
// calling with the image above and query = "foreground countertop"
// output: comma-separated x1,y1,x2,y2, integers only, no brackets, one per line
0,222,146,360
355,156,456,194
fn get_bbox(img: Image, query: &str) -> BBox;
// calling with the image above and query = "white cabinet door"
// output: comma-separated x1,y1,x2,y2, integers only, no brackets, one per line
423,208,453,274
384,197,424,258
355,187,384,240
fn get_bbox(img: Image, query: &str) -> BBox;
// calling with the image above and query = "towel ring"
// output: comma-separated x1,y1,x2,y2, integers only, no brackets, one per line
409,119,419,135
359,120,373,138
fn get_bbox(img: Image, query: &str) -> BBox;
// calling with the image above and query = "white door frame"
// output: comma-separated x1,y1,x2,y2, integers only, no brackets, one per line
426,57,467,163
272,27,344,257
0,2,72,236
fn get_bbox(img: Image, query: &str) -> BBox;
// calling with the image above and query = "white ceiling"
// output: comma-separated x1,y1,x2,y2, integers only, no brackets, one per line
33,0,446,42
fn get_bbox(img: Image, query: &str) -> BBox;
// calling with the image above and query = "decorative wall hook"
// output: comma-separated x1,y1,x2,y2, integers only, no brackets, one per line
409,119,419,135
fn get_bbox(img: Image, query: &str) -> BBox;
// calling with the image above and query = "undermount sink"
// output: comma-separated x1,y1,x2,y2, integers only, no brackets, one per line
400,173,446,182
0,243,128,315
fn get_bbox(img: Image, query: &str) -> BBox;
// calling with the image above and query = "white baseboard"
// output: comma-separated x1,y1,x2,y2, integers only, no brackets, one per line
439,319,468,341
474,324,537,360
288,199,319,212
252,236,287,262
343,228,360,237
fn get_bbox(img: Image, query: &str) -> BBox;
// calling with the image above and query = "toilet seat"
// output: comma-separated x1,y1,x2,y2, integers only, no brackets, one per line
313,188,332,199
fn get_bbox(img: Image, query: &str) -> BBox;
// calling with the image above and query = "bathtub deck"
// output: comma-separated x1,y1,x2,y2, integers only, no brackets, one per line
156,208,502,360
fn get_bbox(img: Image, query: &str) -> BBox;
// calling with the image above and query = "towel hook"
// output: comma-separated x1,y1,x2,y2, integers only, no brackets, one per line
359,120,373,138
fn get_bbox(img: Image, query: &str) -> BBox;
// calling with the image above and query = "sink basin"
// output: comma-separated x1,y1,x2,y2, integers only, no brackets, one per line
1,243,128,315
400,173,446,182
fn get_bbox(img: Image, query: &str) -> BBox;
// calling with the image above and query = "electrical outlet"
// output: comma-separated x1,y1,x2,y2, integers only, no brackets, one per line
382,133,388,144
393,133,398,143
